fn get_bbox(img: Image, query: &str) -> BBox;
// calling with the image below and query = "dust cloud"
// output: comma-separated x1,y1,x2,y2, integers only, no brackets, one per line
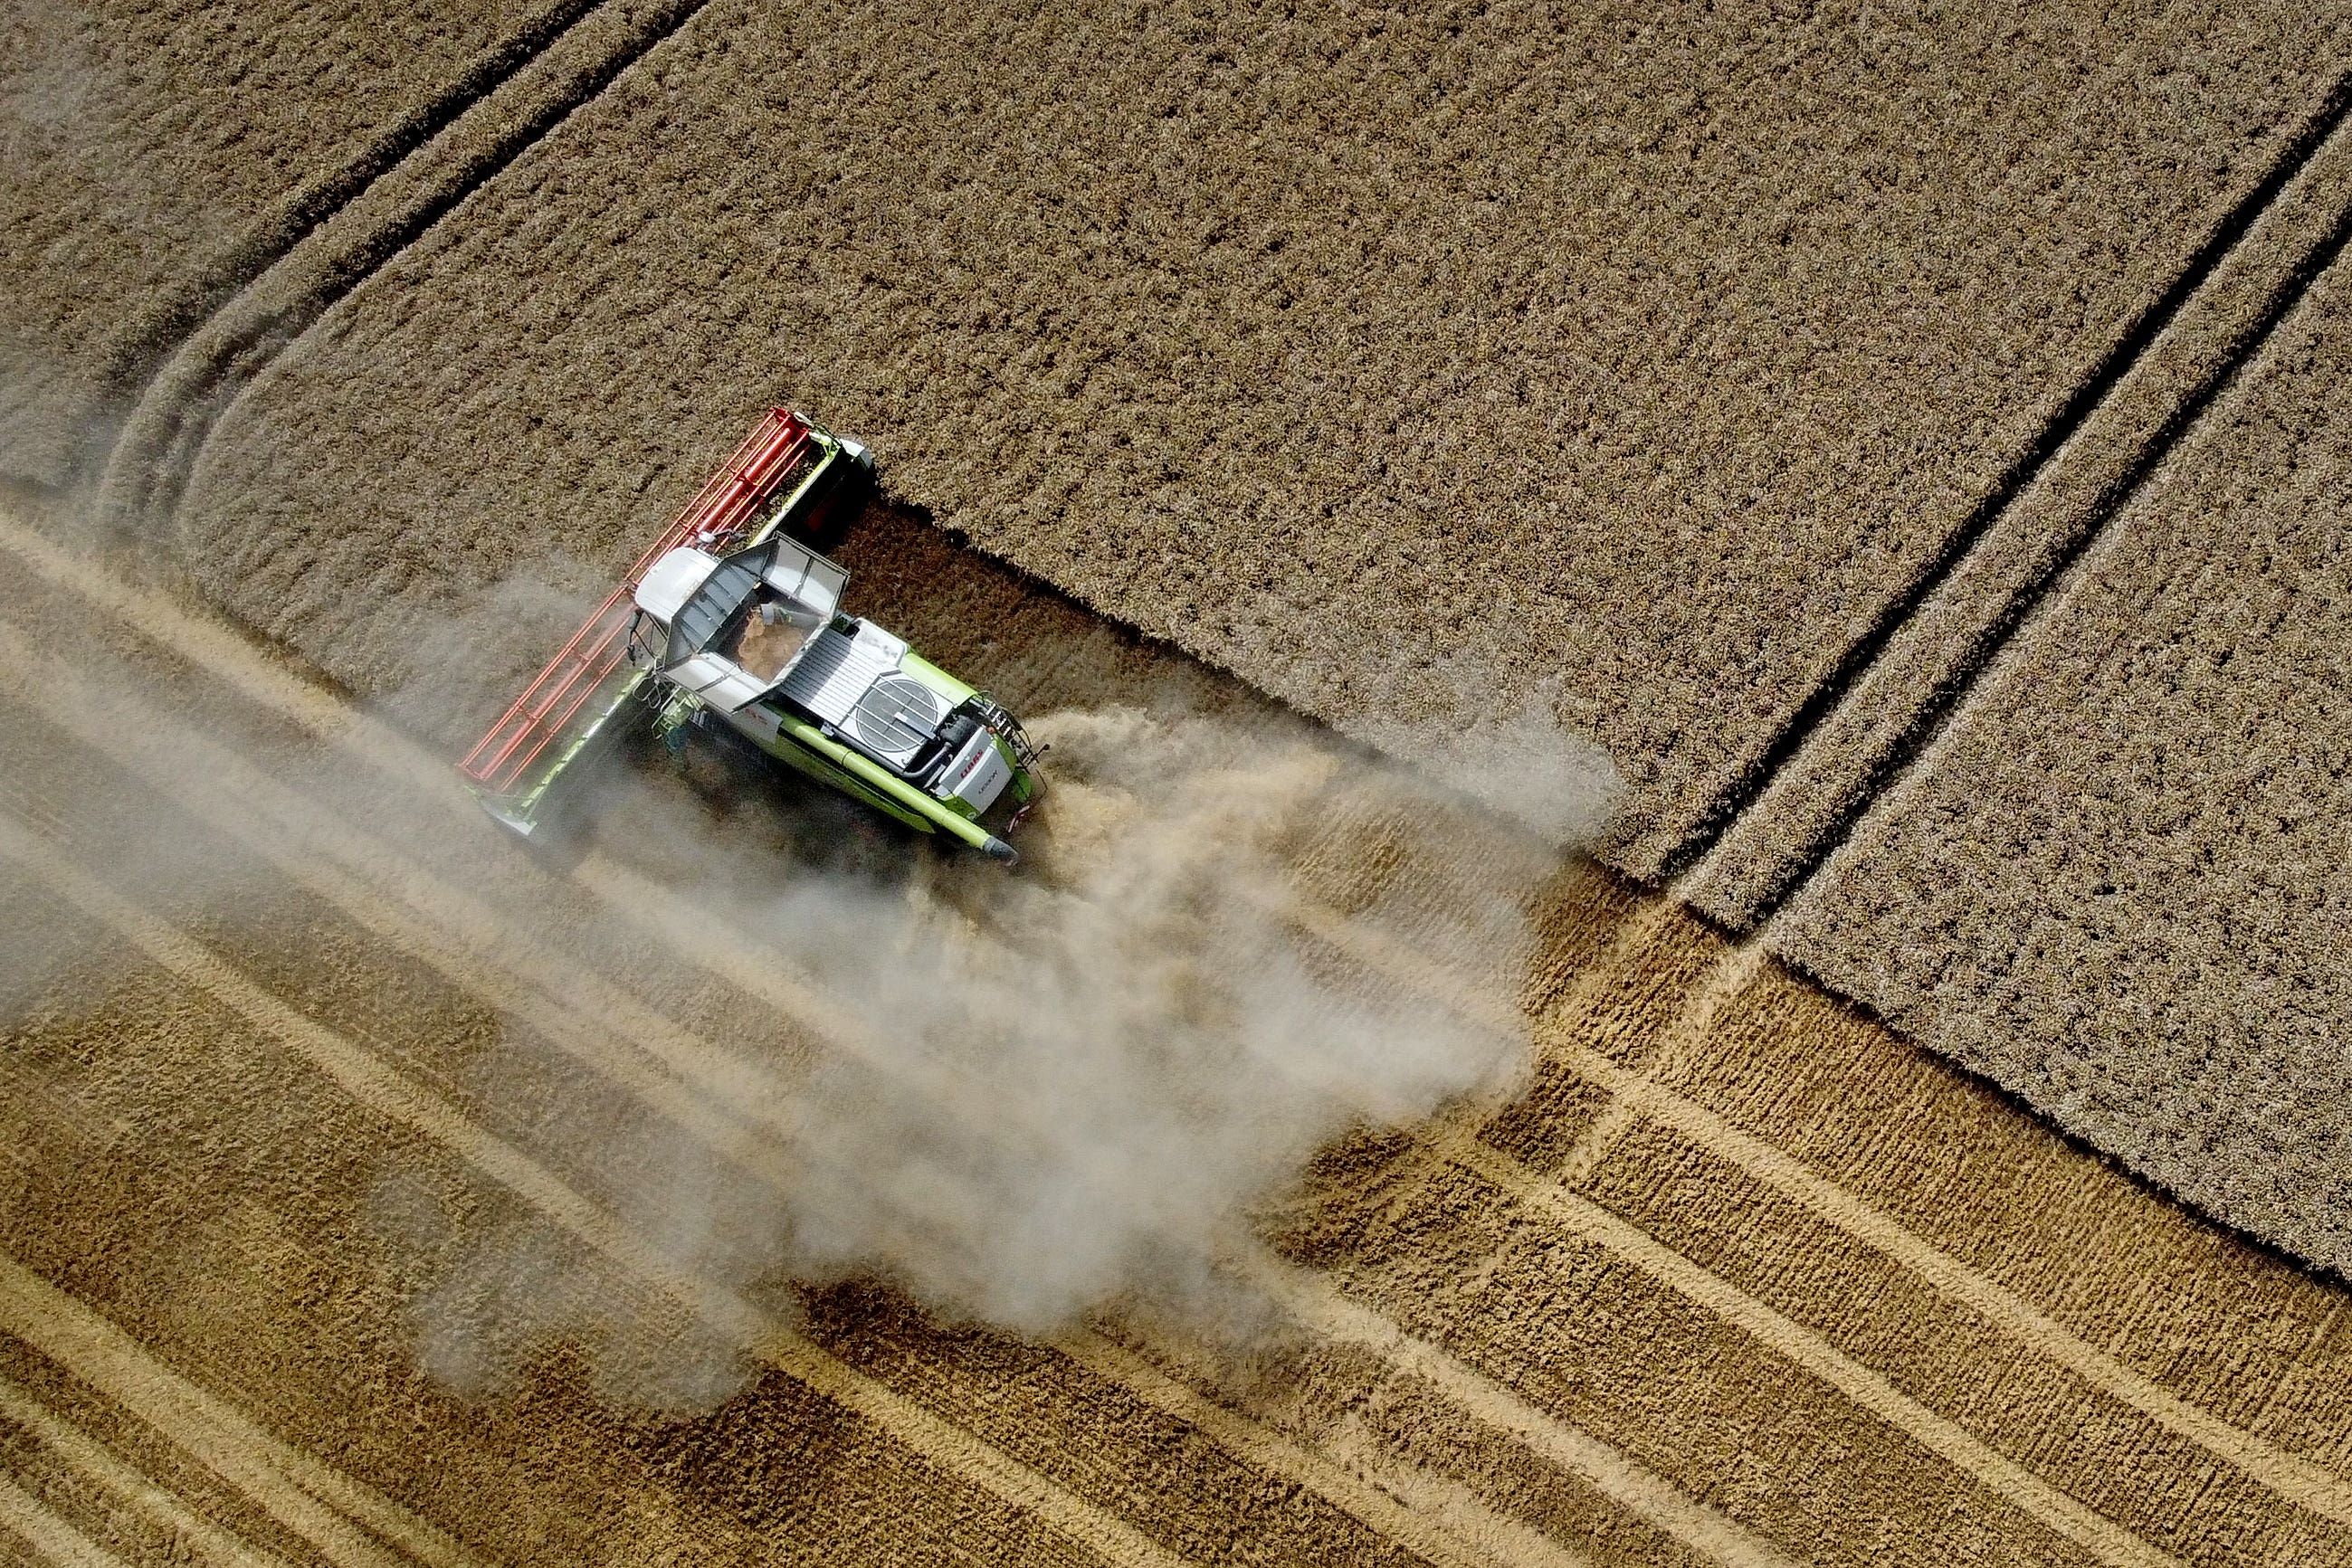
400,681,1609,1407
743,707,1574,1326
0,512,1617,1413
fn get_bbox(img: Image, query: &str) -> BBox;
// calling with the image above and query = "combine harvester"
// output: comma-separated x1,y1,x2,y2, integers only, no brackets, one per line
458,411,1044,860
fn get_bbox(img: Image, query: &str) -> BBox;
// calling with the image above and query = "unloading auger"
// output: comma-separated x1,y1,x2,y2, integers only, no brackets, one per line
457,410,1044,860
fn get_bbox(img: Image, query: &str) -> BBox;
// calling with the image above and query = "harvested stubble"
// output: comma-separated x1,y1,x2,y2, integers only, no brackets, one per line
175,0,2352,876
1776,242,2352,1279
0,0,589,485
5,504,2352,1565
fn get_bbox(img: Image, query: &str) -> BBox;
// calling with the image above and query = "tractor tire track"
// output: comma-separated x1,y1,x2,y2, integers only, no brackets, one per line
1659,66,2352,891
1244,1264,1800,1568
1043,1332,1558,1568
0,1255,475,1568
0,1471,132,1568
1424,1136,2178,1568
74,0,611,442
94,0,718,542
1681,70,2352,927
1298,903,2352,1538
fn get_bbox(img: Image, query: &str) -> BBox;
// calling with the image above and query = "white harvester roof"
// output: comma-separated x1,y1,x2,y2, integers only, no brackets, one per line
633,537,849,712
634,546,719,624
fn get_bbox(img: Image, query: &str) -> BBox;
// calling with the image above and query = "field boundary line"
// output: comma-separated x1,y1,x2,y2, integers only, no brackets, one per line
0,1470,132,1568
1645,65,2352,884
0,1374,296,1568
1250,1262,1800,1568
0,1262,457,1568
1291,902,2352,1530
1430,1134,2179,1568
0,816,1192,1568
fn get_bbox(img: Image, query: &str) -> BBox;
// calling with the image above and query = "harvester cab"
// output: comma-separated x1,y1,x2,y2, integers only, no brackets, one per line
458,411,1044,860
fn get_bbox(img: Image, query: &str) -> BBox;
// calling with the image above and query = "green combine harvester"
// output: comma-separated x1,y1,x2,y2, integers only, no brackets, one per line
458,411,1044,860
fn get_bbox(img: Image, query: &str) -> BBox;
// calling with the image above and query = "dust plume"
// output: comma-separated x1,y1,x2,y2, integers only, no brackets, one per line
0,503,1616,1411
394,677,1603,1409
727,705,1570,1330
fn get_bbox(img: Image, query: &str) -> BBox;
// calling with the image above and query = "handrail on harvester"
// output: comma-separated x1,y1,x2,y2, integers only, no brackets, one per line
458,409,818,795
